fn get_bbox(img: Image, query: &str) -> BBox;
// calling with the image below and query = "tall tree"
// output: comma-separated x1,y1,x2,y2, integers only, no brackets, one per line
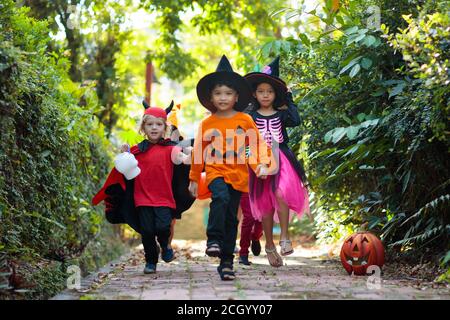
23,0,88,82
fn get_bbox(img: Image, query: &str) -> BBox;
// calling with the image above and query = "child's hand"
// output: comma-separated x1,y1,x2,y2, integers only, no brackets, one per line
256,164,268,179
184,146,193,156
176,151,191,165
188,181,198,198
120,144,130,153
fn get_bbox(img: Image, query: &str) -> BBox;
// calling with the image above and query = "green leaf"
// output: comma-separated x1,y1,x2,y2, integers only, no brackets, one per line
346,33,365,45
313,148,337,159
357,28,369,34
342,115,352,125
441,251,450,266
285,10,301,20
298,33,310,46
389,82,406,98
368,216,382,229
274,40,282,53
270,7,291,18
371,88,386,97
363,35,376,46
339,56,362,74
402,170,411,194
361,57,372,69
322,78,340,87
343,144,360,157
356,113,366,122
360,119,379,128
349,63,361,78
324,130,333,143
332,127,346,144
346,125,359,140
260,42,273,59
344,26,358,35
281,40,291,52
336,15,345,25
41,150,51,158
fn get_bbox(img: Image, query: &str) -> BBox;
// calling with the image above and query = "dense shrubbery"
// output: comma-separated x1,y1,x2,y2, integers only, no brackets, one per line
0,1,126,298
261,0,448,269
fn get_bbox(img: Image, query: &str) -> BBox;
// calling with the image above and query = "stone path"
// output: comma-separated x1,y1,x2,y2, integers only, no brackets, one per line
52,240,450,300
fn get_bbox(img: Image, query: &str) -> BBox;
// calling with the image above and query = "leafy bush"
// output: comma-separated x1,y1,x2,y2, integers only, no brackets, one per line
260,0,449,262
0,1,126,298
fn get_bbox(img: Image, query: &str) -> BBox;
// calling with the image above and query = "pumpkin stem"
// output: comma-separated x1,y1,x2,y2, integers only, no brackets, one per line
359,222,369,232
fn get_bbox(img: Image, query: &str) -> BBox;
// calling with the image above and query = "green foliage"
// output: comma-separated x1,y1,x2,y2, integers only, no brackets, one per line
0,0,126,298
260,0,449,258
140,0,285,80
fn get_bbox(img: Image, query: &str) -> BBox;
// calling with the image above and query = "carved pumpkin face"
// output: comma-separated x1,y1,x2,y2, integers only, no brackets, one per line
340,232,385,275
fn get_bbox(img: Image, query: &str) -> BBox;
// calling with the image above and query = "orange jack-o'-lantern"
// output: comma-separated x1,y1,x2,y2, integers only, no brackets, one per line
197,172,211,200
340,232,385,275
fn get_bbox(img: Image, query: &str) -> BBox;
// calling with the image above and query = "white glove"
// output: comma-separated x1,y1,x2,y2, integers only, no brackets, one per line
114,152,141,180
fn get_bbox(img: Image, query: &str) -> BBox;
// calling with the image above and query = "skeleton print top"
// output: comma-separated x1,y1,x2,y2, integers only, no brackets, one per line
249,92,300,148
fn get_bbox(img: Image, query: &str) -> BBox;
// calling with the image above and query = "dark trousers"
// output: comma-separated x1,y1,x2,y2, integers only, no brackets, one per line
138,206,172,264
207,177,242,265
239,192,263,256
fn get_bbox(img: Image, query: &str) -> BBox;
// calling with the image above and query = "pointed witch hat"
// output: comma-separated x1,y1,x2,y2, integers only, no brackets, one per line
196,55,252,112
244,56,288,107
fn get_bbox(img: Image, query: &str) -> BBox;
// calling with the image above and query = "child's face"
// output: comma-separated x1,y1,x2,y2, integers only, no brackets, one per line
210,85,239,112
254,83,276,109
143,116,166,141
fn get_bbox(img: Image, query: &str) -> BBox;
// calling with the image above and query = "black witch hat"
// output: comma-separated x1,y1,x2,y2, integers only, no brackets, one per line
196,55,252,112
244,56,288,107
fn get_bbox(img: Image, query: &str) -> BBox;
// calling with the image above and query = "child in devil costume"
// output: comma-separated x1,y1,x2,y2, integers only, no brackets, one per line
92,101,194,274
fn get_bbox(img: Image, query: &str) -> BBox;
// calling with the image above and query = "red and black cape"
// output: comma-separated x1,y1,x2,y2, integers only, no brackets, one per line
92,138,195,234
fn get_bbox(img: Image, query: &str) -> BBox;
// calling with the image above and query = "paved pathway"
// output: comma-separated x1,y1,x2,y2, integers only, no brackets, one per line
52,240,450,300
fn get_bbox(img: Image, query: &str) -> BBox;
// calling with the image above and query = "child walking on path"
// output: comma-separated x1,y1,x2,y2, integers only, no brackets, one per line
238,192,263,265
244,56,310,268
92,102,193,274
189,55,271,281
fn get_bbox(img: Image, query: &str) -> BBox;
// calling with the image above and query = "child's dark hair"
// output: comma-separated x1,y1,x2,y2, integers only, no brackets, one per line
251,81,283,110
209,80,239,96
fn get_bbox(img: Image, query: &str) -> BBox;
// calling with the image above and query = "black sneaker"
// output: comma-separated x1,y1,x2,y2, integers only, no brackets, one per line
205,243,221,257
251,240,261,256
143,263,156,274
238,255,252,265
217,264,235,281
161,247,175,263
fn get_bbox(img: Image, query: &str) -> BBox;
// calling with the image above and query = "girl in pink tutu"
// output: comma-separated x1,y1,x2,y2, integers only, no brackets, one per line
244,56,310,267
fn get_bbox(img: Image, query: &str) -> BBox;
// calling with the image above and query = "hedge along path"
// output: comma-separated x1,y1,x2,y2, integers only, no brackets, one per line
52,240,450,300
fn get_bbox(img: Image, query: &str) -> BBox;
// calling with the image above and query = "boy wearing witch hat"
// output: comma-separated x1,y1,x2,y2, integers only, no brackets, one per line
188,55,271,281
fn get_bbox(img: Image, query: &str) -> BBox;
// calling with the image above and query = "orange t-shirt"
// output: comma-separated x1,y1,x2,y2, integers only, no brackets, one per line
189,112,271,193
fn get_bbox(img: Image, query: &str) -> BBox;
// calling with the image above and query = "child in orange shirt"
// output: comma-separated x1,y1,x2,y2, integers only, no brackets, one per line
188,55,271,281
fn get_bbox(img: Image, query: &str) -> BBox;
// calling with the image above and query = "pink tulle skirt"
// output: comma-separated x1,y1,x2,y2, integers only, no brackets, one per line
248,149,310,223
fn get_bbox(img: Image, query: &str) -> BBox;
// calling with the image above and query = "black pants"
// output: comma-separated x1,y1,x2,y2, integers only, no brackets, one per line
138,206,172,264
207,177,242,265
